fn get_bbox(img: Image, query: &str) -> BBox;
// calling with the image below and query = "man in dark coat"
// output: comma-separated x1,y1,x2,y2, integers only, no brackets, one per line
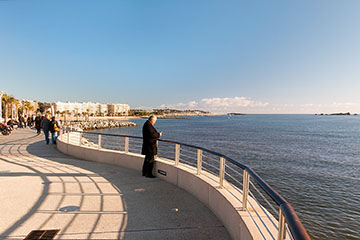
141,115,162,178
35,115,41,134
40,114,51,144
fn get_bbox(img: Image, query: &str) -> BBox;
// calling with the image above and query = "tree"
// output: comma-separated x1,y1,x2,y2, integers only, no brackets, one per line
1,94,17,122
37,102,51,113
13,99,20,119
18,105,25,116
23,101,34,116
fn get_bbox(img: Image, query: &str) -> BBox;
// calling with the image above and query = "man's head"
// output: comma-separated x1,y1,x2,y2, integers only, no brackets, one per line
148,115,157,125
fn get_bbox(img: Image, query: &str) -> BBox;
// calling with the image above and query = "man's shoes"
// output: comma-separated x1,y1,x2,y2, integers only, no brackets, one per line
142,172,145,176
145,174,156,178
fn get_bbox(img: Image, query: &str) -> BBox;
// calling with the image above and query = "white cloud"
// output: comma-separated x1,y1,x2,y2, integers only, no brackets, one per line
139,98,360,114
332,102,360,107
200,97,269,108
159,96,269,113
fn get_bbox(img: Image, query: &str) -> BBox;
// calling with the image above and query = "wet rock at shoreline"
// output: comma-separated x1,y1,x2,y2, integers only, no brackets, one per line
63,120,137,130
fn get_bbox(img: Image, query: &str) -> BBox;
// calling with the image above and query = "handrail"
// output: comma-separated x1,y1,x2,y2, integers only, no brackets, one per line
63,129,311,240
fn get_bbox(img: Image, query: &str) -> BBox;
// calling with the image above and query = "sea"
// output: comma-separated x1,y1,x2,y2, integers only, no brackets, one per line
90,114,360,240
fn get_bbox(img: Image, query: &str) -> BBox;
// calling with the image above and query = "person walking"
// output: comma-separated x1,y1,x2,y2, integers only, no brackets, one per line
27,115,32,128
23,115,27,128
49,116,61,144
35,115,41,134
40,114,51,144
18,115,23,128
141,115,162,178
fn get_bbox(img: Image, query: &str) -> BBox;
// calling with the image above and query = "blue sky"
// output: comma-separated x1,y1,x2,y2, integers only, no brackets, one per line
1,0,360,113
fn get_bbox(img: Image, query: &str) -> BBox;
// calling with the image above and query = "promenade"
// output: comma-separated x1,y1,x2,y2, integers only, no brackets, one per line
0,129,230,240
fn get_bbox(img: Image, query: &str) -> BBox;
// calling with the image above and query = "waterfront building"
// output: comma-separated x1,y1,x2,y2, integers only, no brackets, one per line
107,103,130,116
52,101,129,116
98,104,108,116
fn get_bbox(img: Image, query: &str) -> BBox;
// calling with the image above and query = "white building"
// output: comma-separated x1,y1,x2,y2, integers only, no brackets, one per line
52,101,129,116
113,104,130,115
99,104,108,115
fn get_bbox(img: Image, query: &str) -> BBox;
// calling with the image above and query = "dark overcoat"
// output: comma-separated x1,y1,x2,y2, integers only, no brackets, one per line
40,118,50,131
141,120,160,156
35,117,41,129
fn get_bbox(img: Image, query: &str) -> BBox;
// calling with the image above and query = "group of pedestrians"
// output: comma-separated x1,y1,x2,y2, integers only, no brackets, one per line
39,114,61,145
17,115,35,128
6,115,35,129
32,114,159,177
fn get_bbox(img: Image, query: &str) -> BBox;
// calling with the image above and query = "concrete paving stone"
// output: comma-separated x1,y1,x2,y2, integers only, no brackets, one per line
0,128,231,239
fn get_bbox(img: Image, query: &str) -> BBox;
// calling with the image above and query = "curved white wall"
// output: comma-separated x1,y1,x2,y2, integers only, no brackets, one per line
57,134,280,240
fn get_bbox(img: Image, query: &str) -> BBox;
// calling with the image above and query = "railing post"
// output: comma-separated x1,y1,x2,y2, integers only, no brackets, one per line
242,170,250,210
125,137,129,153
79,132,82,146
67,131,70,144
197,149,202,175
175,144,180,166
219,157,225,188
278,208,286,240
98,135,101,149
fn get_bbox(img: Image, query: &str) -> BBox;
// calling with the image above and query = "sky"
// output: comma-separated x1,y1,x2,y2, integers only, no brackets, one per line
1,0,360,114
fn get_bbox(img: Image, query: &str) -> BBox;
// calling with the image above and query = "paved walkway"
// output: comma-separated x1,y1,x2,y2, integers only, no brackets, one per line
0,128,230,239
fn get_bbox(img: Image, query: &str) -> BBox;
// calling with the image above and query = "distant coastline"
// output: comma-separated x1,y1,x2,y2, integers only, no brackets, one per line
315,112,358,116
227,113,247,116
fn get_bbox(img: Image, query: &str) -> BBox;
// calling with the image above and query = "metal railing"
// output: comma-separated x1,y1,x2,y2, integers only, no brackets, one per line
60,130,311,240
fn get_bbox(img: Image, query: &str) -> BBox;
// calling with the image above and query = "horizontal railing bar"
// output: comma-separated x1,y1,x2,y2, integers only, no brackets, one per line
179,159,197,167
202,153,221,163
201,160,220,169
70,130,245,166
224,171,243,188
281,203,310,240
224,163,243,177
158,143,175,149
100,141,119,146
250,181,279,222
158,149,176,156
129,143,142,148
248,189,278,230
129,145,141,150
180,148,197,155
179,153,196,161
67,129,311,240
201,161,220,173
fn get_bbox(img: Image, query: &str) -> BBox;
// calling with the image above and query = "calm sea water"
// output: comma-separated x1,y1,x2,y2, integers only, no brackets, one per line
92,115,360,240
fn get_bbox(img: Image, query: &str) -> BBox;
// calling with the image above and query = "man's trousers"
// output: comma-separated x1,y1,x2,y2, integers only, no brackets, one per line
142,155,155,177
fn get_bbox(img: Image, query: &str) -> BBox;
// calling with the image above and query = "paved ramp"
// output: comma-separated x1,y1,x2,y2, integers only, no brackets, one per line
0,128,230,239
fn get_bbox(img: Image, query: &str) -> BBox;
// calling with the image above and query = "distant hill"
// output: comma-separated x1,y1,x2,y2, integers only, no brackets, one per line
315,112,355,116
227,113,247,116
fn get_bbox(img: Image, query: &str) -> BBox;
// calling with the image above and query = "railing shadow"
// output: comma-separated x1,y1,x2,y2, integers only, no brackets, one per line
0,137,127,239
1,131,230,239
25,140,128,239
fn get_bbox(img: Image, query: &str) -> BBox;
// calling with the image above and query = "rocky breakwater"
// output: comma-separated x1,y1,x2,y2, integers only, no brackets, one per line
64,120,137,131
